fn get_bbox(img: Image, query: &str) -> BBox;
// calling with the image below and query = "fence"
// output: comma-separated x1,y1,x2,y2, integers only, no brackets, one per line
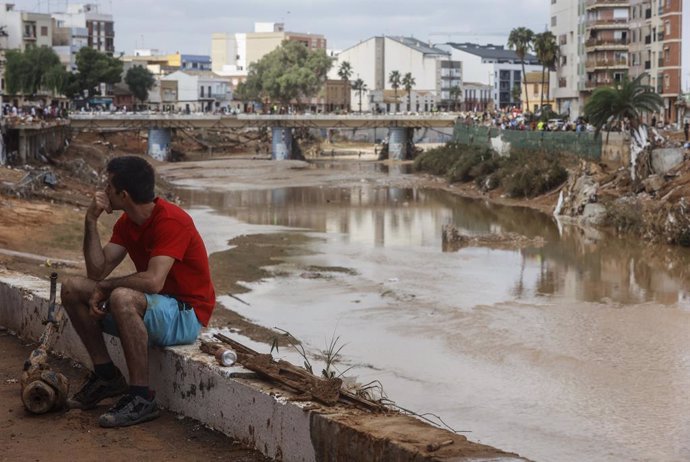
452,124,603,160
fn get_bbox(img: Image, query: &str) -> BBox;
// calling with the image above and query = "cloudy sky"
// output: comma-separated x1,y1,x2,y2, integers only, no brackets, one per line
16,0,549,54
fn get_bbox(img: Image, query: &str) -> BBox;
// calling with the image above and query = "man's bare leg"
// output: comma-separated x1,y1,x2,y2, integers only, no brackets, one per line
60,276,111,365
107,287,148,387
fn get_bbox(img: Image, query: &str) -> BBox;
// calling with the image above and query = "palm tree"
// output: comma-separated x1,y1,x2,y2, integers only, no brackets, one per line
351,78,368,112
449,85,462,111
507,27,535,112
337,61,353,112
388,70,401,112
533,31,558,112
584,73,663,142
402,72,416,112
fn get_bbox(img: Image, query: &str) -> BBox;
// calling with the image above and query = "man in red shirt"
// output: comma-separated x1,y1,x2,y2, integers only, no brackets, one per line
60,155,215,428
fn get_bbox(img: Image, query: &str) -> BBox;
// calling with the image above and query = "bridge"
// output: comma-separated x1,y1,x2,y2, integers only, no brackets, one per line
69,113,458,130
69,113,459,160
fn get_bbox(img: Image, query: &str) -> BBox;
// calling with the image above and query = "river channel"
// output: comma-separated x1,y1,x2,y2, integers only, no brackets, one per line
167,158,690,462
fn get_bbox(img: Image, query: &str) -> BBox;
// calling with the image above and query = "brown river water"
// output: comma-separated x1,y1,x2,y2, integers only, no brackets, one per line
166,157,690,462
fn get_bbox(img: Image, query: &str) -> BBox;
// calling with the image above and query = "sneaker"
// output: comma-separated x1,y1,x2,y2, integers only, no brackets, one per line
67,369,128,410
98,394,160,428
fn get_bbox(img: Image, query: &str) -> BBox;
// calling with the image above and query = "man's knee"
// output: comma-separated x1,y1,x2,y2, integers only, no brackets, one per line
109,288,145,316
60,276,90,309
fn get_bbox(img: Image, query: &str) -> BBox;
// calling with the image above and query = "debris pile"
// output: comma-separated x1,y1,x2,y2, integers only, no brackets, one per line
441,224,545,251
555,126,690,245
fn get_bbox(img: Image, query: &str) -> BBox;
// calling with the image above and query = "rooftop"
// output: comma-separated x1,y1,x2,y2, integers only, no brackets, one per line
387,36,450,56
447,42,539,64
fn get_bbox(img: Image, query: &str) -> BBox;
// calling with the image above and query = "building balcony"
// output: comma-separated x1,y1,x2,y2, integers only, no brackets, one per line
585,58,628,70
585,37,629,50
586,18,630,29
586,0,630,9
584,79,616,89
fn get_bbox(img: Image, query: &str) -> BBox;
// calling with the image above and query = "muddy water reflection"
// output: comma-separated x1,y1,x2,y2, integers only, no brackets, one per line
175,162,690,462
177,184,690,306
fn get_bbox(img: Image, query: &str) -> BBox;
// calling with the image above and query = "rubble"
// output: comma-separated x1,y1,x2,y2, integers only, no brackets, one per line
441,224,545,251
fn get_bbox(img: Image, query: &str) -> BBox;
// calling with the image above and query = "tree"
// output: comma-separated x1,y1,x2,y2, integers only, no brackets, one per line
449,85,462,111
533,31,558,112
235,40,332,109
4,46,70,96
351,78,367,112
402,72,416,111
73,47,123,98
507,27,535,112
125,65,155,106
511,84,522,106
584,73,663,141
388,70,401,112
337,61,353,111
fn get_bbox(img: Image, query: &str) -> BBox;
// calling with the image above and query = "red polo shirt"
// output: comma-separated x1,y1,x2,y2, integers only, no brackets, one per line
110,198,216,326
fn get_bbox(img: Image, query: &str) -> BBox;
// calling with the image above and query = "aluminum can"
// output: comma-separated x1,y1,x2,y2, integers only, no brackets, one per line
215,348,237,366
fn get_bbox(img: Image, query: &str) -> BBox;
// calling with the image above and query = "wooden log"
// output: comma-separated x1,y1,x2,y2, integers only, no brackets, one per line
213,333,385,411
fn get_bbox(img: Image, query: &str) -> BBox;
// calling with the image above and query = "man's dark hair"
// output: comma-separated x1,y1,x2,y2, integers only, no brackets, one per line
106,156,155,203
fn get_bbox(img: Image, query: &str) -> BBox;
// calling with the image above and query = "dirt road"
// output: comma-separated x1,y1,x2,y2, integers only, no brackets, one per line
0,327,269,462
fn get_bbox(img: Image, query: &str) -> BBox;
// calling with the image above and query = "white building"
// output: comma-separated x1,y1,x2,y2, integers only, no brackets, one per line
438,42,542,111
162,70,232,112
0,3,53,50
330,36,461,112
550,0,584,119
51,3,114,55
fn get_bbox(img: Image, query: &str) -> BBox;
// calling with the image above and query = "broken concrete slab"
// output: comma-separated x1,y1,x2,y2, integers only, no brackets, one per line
651,148,684,174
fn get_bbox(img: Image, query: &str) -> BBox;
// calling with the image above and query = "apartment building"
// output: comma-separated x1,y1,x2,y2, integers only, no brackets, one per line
439,42,541,110
551,0,584,118
331,36,460,112
52,3,114,55
551,0,683,124
0,3,53,50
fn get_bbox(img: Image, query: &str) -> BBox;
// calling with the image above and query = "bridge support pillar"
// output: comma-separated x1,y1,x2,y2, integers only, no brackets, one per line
148,128,171,161
388,127,414,160
271,127,292,160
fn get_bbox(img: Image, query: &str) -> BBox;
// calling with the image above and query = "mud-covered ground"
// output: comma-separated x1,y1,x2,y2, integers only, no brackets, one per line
0,327,269,462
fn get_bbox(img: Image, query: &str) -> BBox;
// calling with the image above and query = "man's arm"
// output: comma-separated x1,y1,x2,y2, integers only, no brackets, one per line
97,255,175,294
84,191,125,280
88,255,175,316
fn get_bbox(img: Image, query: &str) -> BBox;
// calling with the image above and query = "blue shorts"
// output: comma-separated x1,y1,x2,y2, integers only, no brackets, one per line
101,294,203,347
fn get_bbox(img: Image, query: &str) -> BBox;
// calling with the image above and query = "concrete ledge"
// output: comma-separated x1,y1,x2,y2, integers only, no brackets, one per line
0,270,525,461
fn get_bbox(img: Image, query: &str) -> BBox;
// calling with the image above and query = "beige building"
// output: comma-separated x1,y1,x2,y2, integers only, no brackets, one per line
211,22,326,76
520,71,554,112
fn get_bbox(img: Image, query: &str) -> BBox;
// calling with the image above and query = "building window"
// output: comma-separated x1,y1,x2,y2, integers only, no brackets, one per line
41,26,48,36
208,85,212,97
664,73,670,89
200,86,204,97
551,16,557,27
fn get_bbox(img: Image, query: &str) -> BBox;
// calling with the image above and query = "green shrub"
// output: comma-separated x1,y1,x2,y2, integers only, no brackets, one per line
414,142,568,197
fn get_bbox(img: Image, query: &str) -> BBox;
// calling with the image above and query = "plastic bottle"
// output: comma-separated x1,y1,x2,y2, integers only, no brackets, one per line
215,348,237,367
